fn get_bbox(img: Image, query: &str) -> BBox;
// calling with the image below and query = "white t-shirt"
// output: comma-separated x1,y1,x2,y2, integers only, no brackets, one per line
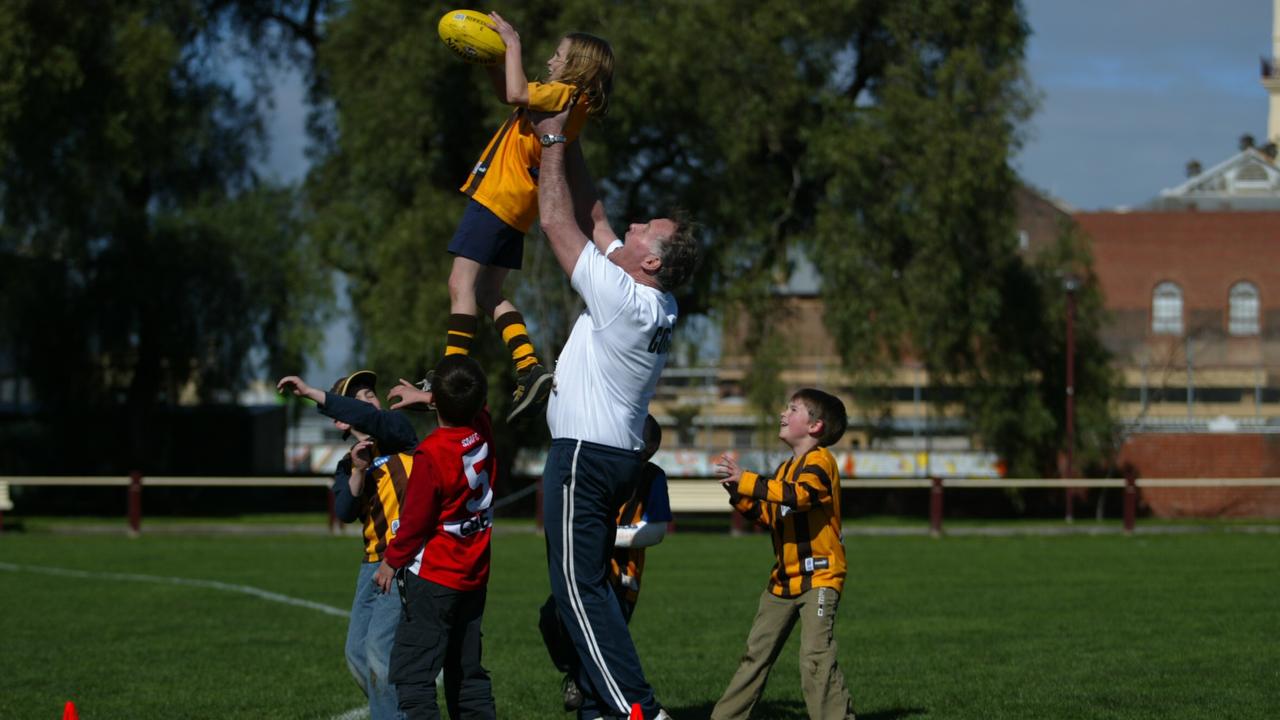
547,243,677,450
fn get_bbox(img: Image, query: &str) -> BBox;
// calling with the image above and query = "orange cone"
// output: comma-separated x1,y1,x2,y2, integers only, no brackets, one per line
629,703,643,720
62,701,79,720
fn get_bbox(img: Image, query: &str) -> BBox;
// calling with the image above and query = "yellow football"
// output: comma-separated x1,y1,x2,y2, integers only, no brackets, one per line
437,9,506,65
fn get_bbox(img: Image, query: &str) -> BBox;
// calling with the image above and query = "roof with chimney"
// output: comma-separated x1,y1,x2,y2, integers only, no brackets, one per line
1150,146,1280,210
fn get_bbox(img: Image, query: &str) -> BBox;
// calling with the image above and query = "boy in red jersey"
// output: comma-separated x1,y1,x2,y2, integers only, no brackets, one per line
373,355,497,720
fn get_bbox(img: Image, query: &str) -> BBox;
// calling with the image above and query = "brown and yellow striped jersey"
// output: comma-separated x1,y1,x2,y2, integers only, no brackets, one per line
356,452,413,563
730,447,846,597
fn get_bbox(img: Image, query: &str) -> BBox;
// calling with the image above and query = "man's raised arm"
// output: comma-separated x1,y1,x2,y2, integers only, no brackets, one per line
534,109,590,278
566,141,619,255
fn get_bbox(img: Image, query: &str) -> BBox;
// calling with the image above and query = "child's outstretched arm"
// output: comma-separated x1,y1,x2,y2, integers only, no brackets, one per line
715,452,773,526
486,12,529,106
737,452,836,512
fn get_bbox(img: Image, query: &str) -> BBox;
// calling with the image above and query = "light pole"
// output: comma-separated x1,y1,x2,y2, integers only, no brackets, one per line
1063,274,1080,523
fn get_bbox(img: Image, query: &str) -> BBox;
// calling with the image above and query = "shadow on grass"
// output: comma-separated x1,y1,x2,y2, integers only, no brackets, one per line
668,701,927,719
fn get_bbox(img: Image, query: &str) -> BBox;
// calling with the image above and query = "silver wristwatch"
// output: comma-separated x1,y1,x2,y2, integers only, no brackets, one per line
540,133,567,147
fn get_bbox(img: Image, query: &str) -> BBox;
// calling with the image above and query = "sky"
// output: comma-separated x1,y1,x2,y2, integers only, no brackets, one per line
263,1,1279,209
257,0,1278,378
1016,0,1273,210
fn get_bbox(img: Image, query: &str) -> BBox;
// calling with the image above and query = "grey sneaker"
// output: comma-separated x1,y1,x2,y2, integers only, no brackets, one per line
409,371,436,411
561,673,583,711
508,364,553,422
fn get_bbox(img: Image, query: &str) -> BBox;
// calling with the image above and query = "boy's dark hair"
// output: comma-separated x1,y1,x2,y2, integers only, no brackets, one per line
792,388,847,447
432,355,487,426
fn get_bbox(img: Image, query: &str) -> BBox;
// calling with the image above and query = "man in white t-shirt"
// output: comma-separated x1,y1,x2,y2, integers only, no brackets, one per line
532,108,699,720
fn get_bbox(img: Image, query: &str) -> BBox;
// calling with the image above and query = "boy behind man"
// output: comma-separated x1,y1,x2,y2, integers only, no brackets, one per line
373,355,497,720
711,389,857,720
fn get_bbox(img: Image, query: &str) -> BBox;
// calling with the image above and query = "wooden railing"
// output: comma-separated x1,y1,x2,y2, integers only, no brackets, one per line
3,475,1278,537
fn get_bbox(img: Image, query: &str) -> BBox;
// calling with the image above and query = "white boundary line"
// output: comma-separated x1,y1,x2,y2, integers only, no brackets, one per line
0,561,368,720
0,561,351,618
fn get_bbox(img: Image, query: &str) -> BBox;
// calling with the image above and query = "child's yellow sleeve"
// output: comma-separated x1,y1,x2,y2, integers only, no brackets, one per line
527,81,575,112
735,453,835,511
729,471,775,527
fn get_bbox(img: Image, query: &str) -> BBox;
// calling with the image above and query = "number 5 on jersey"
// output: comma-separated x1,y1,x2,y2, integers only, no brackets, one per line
463,442,493,513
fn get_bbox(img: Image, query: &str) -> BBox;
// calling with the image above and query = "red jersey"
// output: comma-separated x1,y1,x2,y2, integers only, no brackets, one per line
383,408,497,591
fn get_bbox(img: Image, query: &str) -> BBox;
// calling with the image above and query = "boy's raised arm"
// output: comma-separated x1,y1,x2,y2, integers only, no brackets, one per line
320,392,418,454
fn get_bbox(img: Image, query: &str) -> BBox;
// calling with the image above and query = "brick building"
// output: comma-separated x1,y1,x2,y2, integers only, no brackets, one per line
1075,209,1280,424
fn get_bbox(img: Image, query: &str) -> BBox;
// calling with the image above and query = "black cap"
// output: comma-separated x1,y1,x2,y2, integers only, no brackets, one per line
330,370,377,398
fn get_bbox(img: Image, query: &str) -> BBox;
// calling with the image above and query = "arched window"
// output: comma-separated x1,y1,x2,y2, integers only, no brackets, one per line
1152,282,1183,335
1228,281,1260,335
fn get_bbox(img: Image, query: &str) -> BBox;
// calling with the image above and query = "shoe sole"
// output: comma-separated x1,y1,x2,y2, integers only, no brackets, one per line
508,371,553,422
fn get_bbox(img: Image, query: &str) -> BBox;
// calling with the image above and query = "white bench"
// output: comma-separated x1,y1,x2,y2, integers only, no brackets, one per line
666,479,733,513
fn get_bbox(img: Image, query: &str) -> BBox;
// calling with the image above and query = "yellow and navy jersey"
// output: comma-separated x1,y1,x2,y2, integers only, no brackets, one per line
461,80,591,233
730,447,846,597
353,453,413,563
609,462,672,605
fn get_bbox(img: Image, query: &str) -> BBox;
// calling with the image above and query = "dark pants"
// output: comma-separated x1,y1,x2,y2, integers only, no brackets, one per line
389,573,495,720
543,438,659,719
538,591,635,674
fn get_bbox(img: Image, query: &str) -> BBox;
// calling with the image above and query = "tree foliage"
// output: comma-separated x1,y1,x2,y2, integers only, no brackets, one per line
0,0,1116,476
0,0,330,469
296,0,1114,474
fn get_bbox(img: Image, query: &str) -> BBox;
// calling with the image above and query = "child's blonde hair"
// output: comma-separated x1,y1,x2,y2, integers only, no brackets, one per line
556,32,613,117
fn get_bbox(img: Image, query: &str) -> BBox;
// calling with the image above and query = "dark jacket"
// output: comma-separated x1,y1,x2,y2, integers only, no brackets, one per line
321,391,418,523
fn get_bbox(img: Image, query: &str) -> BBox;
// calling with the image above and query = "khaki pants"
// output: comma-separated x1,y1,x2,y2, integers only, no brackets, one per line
711,587,856,720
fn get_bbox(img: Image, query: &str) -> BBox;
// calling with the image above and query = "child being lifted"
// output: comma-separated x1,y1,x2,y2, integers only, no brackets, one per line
436,11,615,422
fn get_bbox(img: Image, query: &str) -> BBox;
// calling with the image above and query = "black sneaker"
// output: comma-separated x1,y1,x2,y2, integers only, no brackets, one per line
508,364,553,422
561,673,583,711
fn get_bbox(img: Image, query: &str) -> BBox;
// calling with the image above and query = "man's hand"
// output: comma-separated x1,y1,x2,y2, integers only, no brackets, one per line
714,452,743,492
388,378,433,411
372,560,397,594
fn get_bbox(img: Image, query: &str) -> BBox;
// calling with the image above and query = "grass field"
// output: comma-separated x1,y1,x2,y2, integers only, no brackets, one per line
1,526,1278,719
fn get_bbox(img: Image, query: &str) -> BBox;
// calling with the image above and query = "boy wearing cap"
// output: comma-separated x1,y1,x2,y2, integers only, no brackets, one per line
277,370,418,720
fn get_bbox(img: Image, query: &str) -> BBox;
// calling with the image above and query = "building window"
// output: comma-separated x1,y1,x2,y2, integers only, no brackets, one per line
1228,281,1260,335
1152,282,1183,335
1236,162,1268,183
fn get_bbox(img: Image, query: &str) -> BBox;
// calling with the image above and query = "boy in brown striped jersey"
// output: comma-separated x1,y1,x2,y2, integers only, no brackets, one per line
277,370,418,720
710,388,856,720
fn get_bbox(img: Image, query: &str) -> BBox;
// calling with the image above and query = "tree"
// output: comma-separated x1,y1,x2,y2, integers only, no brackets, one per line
0,0,330,471
301,0,1114,475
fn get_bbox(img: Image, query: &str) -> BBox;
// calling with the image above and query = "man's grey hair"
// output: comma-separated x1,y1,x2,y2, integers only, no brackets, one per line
653,209,700,291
